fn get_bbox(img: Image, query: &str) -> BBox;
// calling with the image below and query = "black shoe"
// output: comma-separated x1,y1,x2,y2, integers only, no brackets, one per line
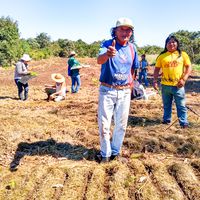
162,120,171,124
101,157,110,163
110,154,119,161
181,124,189,129
96,154,102,162
45,97,50,102
96,154,110,163
110,154,128,163
24,95,28,101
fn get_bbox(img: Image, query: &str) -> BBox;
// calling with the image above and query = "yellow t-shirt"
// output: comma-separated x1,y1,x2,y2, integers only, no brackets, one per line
155,51,191,86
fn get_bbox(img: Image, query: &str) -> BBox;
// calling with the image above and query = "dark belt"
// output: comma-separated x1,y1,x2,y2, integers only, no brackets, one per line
101,82,130,90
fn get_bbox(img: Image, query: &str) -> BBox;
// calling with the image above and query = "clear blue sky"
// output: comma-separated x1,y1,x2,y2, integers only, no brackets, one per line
0,0,199,47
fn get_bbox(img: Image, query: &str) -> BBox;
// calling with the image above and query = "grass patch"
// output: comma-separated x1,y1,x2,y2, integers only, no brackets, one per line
192,64,200,71
0,57,200,199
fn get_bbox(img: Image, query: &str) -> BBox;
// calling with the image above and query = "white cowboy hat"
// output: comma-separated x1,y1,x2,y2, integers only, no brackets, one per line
115,17,134,29
51,73,65,83
21,54,31,62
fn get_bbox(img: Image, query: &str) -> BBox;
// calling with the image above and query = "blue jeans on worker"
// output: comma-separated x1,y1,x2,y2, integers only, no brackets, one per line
15,79,29,100
161,84,188,127
138,70,148,87
98,85,131,158
71,75,81,93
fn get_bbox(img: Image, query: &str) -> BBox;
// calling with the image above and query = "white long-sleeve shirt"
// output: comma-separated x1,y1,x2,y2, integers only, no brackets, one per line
14,60,28,80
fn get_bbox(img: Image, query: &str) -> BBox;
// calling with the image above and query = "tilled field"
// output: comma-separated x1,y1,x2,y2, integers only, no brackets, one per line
0,57,200,200
0,157,200,200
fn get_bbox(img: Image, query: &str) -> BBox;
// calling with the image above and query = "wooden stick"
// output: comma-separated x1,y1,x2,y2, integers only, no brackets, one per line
163,118,179,132
186,105,200,118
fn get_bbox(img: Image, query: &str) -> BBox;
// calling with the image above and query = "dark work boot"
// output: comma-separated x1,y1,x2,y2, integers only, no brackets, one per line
162,120,171,125
24,92,28,101
181,124,189,129
100,157,110,163
96,154,110,163
19,92,24,101
46,94,51,102
110,154,119,161
24,95,28,101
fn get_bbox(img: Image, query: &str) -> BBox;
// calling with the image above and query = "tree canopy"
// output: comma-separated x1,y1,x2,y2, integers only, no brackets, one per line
173,30,200,64
0,16,20,67
0,16,200,67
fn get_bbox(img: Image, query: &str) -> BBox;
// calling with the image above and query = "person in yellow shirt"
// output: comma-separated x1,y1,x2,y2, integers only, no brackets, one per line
153,35,192,128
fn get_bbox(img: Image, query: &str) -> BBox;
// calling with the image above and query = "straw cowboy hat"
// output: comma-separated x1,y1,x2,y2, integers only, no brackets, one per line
51,73,65,83
21,54,31,62
115,17,134,29
69,51,76,57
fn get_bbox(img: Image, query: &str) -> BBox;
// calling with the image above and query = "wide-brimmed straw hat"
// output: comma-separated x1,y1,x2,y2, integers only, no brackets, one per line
21,54,31,62
51,73,65,83
69,51,76,57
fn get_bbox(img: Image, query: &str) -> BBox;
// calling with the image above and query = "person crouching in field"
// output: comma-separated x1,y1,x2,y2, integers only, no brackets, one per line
45,73,67,102
153,35,192,128
14,54,32,101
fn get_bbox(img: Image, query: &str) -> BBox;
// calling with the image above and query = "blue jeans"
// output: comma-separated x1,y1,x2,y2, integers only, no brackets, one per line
15,79,29,100
138,70,148,86
71,75,81,93
161,84,188,126
98,85,131,158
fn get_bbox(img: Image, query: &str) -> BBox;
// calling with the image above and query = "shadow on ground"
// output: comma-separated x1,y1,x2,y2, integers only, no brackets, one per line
10,138,98,171
128,115,161,127
0,96,19,100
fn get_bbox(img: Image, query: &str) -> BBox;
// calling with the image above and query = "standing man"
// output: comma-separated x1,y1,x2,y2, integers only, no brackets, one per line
153,35,192,128
138,54,149,87
14,54,32,101
97,17,139,163
67,51,81,93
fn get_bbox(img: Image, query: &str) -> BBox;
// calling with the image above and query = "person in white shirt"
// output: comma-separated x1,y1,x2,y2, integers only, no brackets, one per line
45,73,67,102
14,54,32,101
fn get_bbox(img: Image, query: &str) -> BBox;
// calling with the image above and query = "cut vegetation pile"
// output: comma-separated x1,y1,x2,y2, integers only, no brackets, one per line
0,57,200,200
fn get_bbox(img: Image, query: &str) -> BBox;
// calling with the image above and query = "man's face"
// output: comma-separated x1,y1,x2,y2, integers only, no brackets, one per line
24,61,30,64
115,26,133,45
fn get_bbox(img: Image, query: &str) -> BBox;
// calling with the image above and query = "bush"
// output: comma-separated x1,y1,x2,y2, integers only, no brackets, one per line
0,16,20,67
30,48,51,60
192,64,200,71
194,54,200,64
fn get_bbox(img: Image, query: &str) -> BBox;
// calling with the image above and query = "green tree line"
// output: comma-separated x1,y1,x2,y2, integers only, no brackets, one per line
0,16,199,67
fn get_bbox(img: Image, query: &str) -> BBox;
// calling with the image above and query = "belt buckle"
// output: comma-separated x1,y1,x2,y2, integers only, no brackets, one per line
115,85,125,90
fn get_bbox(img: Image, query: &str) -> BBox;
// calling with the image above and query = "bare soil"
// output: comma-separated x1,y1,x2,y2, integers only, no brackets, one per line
0,57,200,200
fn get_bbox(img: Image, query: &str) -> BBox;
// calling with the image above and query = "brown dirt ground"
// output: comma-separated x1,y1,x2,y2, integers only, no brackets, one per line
0,57,200,200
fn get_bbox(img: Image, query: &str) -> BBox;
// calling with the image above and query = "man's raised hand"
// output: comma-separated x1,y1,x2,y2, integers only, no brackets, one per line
106,39,116,57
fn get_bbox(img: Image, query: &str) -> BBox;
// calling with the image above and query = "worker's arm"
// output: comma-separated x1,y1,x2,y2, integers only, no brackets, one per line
153,67,161,91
